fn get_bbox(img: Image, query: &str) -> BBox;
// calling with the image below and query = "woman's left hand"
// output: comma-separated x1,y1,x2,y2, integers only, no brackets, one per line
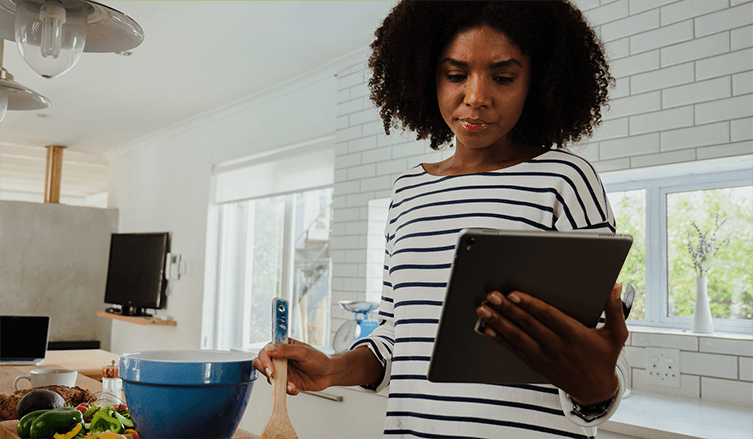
476,283,627,405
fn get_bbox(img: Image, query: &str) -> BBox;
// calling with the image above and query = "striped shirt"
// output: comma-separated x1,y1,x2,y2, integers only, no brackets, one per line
352,149,624,439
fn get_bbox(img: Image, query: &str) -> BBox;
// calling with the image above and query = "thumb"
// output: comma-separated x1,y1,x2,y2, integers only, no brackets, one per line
602,283,628,338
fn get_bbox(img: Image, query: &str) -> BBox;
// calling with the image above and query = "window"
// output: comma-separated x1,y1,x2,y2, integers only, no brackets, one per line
205,141,335,351
605,167,752,333
215,189,333,350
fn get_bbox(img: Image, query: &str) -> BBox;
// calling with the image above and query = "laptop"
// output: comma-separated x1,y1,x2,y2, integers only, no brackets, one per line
0,316,51,365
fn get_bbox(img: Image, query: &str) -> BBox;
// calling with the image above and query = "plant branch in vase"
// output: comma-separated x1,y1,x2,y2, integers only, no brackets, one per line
686,215,728,333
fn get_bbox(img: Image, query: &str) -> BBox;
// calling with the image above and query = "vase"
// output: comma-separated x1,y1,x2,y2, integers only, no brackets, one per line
692,276,714,333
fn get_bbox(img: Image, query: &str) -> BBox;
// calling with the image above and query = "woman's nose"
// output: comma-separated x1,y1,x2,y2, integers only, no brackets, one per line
464,75,492,108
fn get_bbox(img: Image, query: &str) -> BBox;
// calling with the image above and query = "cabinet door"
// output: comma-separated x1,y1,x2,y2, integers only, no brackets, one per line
240,383,388,438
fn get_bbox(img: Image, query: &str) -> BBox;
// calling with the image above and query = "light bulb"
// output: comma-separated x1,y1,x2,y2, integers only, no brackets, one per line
14,0,89,79
39,2,66,59
0,87,8,122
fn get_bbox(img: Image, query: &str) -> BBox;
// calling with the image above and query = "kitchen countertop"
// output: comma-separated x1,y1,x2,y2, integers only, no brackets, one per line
602,390,753,439
245,346,753,438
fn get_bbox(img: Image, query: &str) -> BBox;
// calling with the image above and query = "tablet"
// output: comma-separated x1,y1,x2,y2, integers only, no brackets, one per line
426,229,633,385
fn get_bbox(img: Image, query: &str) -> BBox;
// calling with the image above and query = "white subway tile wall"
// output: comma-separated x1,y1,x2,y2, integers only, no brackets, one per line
330,0,753,404
628,328,753,404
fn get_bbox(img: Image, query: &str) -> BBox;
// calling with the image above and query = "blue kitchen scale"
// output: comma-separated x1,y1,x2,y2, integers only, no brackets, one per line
333,301,379,352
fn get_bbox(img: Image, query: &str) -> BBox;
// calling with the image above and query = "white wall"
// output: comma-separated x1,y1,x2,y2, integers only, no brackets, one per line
573,0,752,171
107,123,214,354
106,74,337,353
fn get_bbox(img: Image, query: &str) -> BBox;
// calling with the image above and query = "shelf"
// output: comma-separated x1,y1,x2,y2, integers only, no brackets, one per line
96,311,176,326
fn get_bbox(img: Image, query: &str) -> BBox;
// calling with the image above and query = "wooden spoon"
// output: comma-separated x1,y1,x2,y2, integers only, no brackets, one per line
261,298,298,439
260,357,298,439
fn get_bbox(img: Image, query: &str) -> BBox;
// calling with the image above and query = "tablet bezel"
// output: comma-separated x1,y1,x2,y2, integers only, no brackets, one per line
426,229,633,385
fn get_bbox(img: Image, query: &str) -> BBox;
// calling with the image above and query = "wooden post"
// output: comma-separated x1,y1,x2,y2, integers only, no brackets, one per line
44,145,66,203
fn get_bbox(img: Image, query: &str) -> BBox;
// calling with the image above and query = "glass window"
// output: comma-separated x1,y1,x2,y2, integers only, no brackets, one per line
605,167,752,333
214,187,333,350
666,186,752,320
608,189,646,321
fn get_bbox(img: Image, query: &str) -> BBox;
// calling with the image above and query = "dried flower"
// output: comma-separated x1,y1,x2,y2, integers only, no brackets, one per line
687,214,728,277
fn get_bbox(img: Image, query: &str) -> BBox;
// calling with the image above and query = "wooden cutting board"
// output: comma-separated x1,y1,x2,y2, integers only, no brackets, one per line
0,420,19,439
1,420,259,439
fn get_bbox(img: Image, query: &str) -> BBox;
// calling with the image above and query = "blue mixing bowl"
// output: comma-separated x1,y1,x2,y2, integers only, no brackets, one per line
120,350,258,439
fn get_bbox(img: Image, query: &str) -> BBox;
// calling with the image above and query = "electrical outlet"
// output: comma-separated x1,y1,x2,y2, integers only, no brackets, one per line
645,347,681,387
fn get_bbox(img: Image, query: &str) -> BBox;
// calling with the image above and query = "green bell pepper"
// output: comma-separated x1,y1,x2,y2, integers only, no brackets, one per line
88,410,124,434
28,407,83,439
16,409,50,438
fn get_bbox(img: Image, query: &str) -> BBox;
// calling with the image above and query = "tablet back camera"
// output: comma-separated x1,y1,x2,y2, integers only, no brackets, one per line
466,236,474,251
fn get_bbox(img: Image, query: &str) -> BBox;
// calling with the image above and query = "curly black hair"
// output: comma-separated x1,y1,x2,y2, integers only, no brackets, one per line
368,1,613,150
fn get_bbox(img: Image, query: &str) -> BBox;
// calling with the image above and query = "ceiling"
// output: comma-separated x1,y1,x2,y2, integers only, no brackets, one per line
0,1,396,157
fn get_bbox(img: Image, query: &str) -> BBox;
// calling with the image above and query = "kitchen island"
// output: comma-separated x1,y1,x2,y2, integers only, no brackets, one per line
1,350,259,439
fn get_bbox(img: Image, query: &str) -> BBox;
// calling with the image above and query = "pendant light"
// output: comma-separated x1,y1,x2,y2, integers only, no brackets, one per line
0,0,143,79
0,39,51,122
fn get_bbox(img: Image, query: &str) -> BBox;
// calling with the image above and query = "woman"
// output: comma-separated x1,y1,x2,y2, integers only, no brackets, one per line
254,2,629,437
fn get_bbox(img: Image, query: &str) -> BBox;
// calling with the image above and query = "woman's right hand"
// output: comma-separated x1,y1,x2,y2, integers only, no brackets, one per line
252,338,334,395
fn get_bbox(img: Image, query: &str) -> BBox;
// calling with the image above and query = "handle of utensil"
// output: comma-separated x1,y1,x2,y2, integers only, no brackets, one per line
272,297,289,344
271,298,290,412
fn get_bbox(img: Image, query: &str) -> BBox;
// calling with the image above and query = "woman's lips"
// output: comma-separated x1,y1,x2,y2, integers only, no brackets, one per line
460,119,491,132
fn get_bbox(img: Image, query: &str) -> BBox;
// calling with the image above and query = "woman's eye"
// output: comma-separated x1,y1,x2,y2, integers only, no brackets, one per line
494,77,514,85
446,74,466,83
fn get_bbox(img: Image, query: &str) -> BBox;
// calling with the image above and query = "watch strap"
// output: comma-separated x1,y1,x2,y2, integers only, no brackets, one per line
567,386,619,422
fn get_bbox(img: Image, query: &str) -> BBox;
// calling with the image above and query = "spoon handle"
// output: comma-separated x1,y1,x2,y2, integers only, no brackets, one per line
271,297,289,412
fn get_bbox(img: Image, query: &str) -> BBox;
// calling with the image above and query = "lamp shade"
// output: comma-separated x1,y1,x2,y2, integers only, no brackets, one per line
14,0,89,78
0,0,143,77
0,67,52,111
0,0,143,51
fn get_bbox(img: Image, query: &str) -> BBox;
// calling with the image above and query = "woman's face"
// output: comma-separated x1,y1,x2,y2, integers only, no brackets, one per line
436,25,531,152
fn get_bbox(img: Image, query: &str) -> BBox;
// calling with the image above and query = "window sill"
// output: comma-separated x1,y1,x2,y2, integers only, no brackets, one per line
627,324,753,341
603,390,752,439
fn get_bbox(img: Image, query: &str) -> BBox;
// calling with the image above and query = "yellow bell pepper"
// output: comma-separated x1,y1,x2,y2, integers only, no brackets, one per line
52,423,82,439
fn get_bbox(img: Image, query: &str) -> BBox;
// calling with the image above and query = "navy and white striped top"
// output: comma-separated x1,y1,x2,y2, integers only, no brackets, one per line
352,149,625,439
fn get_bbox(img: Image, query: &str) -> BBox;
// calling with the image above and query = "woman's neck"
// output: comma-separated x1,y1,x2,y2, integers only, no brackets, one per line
426,142,547,176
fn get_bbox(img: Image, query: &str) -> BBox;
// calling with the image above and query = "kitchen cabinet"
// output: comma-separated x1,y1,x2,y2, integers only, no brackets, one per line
239,382,387,438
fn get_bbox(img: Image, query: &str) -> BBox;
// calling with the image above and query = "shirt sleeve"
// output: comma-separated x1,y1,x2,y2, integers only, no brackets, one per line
552,154,615,233
558,347,630,429
350,228,395,393
551,153,627,427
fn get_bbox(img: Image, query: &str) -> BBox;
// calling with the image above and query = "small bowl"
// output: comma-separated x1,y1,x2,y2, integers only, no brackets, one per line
120,349,258,439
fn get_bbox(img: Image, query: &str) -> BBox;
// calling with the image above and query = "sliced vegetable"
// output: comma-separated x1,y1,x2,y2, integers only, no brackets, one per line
89,410,124,434
100,432,128,439
53,423,83,439
113,411,134,428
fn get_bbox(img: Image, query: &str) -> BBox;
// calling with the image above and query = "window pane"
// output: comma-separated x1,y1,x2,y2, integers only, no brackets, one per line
608,190,647,321
666,186,753,320
246,196,286,344
216,188,333,350
292,188,333,347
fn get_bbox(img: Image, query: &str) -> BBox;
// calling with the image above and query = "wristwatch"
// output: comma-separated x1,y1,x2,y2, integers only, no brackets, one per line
567,386,619,422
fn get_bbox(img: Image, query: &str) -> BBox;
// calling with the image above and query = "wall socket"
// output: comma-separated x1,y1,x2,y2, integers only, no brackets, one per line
645,347,681,387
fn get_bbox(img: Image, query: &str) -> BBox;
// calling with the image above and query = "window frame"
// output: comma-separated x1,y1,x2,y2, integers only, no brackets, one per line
604,168,752,334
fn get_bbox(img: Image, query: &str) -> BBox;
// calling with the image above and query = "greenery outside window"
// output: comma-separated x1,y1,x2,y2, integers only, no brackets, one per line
606,168,752,334
213,188,333,351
